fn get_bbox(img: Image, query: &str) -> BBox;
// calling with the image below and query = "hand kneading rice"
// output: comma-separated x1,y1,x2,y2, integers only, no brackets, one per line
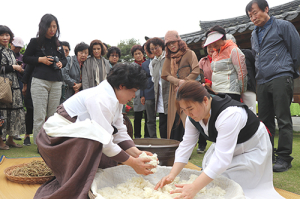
97,174,226,199
139,152,159,173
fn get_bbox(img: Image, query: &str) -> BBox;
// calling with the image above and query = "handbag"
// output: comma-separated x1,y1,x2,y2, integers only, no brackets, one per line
0,66,13,104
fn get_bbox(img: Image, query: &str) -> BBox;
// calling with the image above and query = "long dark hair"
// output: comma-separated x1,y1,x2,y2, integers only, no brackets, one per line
176,80,216,114
37,14,60,48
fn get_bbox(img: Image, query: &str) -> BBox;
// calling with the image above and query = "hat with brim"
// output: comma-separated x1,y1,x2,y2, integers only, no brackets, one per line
12,37,24,48
203,31,224,47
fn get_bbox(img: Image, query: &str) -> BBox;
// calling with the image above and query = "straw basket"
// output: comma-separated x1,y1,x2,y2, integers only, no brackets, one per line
4,163,54,184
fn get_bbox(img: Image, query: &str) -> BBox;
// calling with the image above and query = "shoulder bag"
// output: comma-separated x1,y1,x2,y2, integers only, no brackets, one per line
0,66,13,104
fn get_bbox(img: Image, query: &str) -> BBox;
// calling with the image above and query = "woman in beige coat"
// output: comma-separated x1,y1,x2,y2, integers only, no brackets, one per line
161,30,201,141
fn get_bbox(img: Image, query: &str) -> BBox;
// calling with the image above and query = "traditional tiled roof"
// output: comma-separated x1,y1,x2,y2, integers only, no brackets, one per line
180,0,300,44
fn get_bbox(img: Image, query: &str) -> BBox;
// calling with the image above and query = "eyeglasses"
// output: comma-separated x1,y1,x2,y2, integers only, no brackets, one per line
150,46,160,52
110,54,119,58
167,41,177,47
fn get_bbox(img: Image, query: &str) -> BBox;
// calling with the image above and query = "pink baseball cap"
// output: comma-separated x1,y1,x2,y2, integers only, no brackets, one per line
12,37,24,48
203,31,224,47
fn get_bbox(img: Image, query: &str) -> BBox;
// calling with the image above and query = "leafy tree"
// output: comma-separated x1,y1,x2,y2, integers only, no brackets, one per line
117,38,140,62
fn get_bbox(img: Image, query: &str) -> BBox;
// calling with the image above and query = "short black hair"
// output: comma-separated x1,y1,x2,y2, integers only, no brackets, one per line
130,45,144,56
0,25,14,43
143,39,153,55
107,46,121,59
107,62,147,90
147,37,165,53
246,0,269,17
61,41,70,51
205,25,227,40
74,42,89,56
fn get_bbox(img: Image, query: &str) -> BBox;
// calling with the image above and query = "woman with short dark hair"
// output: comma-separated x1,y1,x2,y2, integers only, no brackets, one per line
82,39,110,89
61,41,70,57
148,37,169,138
131,44,148,138
0,25,25,149
61,42,89,102
23,14,67,145
34,62,155,198
107,46,121,67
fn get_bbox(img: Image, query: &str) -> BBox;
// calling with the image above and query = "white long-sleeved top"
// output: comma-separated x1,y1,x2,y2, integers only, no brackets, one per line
149,51,166,113
175,106,247,179
63,80,132,158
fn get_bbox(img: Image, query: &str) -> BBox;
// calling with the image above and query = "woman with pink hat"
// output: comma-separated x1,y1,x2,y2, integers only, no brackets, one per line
161,30,201,141
203,25,247,101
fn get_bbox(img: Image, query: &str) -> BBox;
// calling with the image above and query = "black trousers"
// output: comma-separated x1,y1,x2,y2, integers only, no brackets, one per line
134,110,148,138
170,113,185,142
257,76,294,162
26,108,34,135
159,113,168,139
198,132,207,147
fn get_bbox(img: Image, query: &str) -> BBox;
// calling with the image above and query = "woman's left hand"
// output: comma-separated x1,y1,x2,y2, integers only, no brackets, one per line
174,80,185,93
171,183,198,199
143,151,154,156
73,83,82,93
56,61,63,69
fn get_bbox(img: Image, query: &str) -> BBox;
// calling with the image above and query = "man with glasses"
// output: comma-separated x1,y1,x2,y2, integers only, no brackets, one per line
246,0,300,172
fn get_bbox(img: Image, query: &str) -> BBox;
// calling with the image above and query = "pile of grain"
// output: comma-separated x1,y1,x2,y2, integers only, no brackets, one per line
10,160,53,177
97,174,226,199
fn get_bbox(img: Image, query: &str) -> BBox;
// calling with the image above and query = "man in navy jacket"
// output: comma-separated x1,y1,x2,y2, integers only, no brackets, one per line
246,0,300,172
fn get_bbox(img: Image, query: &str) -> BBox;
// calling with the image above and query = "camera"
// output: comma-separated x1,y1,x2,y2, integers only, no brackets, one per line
49,56,60,70
17,60,23,65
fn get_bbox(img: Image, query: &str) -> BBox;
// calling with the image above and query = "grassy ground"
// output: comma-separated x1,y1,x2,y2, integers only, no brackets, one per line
1,120,299,195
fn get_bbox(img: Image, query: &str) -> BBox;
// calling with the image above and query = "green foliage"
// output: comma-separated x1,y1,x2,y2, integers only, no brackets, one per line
117,38,140,62
20,44,26,55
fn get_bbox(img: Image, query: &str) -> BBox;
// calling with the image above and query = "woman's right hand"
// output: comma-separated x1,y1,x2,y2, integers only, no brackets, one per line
141,96,145,105
154,174,176,190
12,65,24,72
38,56,53,66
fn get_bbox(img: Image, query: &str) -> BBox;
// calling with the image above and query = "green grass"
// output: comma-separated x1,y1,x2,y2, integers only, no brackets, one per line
1,122,300,195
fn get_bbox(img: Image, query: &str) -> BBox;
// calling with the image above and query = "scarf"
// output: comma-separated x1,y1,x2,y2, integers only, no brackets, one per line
208,55,212,63
170,49,187,77
134,57,146,66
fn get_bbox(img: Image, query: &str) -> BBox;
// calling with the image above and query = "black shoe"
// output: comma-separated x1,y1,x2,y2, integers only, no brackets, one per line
197,145,206,154
13,135,22,140
272,155,277,164
273,158,292,172
23,137,31,146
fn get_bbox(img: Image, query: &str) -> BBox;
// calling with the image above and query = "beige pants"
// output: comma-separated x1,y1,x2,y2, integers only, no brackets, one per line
31,77,62,144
